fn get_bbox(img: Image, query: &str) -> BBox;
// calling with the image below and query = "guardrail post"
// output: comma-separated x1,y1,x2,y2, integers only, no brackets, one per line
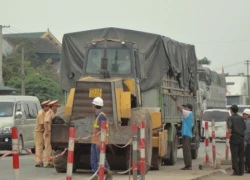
132,123,138,180
140,121,146,180
211,119,216,168
204,121,210,164
12,127,19,180
99,121,107,180
225,130,230,160
66,127,76,180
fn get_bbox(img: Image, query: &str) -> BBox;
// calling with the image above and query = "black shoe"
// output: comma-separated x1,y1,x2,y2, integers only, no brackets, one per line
35,163,43,167
181,166,192,170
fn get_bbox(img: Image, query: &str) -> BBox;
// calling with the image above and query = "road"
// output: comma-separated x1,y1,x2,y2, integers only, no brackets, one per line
0,141,235,180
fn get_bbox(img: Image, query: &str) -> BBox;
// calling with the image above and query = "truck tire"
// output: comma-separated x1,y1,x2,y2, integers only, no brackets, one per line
191,148,198,159
54,150,68,173
150,148,161,170
163,133,178,165
129,108,153,173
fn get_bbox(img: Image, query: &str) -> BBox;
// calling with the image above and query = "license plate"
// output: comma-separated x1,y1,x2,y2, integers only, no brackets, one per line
89,88,102,98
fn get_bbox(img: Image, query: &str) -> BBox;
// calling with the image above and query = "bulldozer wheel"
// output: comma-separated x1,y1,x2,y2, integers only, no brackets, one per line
150,148,161,170
129,108,153,173
54,150,68,173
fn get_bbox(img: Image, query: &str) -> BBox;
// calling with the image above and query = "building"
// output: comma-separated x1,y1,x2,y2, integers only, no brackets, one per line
2,30,61,74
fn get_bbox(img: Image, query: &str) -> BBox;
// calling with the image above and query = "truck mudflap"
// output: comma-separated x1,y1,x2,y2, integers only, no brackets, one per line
51,118,132,148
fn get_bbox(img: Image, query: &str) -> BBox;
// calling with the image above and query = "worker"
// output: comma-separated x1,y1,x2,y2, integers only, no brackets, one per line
43,100,60,168
243,109,250,173
228,105,246,176
34,100,50,167
90,97,112,180
172,96,193,170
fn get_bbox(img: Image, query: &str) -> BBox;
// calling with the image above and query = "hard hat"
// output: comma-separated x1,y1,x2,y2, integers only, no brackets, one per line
48,100,60,107
41,100,50,107
243,108,250,115
92,97,104,107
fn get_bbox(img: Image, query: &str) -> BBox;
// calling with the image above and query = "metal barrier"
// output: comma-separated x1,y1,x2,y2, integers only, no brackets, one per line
140,120,146,180
211,119,216,168
66,127,76,180
12,127,20,180
132,123,138,180
204,121,210,164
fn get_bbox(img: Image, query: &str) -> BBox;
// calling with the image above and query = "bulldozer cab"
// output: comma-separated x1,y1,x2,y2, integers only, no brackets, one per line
85,39,139,78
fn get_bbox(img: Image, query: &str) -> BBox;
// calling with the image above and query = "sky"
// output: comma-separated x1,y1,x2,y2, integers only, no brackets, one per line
1,0,250,75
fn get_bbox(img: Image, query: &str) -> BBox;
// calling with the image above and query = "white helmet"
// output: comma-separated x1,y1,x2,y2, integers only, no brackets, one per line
92,97,104,107
243,108,250,115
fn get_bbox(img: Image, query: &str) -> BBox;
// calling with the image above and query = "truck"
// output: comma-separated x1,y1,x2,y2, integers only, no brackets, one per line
51,27,200,173
197,66,227,141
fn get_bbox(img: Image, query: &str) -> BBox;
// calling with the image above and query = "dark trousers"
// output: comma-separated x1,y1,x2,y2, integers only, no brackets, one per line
230,139,245,175
246,144,250,172
183,136,192,167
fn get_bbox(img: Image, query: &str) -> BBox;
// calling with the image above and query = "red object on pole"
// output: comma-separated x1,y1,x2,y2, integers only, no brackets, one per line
12,127,20,180
99,121,107,180
66,127,76,180
204,121,209,164
140,121,146,180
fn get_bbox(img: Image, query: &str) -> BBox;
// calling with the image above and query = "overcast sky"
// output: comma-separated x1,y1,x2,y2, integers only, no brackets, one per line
1,0,250,74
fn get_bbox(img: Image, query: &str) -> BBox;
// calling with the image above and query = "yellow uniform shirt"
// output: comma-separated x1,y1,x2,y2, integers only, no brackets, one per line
44,109,55,132
34,109,45,132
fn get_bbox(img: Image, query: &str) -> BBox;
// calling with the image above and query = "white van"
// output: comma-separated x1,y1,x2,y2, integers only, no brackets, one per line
0,96,41,153
201,109,230,141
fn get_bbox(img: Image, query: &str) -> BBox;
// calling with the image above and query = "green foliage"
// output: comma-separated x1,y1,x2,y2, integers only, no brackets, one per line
198,57,211,65
3,41,63,103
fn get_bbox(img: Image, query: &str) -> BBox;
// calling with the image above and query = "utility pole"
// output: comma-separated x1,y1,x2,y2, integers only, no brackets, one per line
21,47,25,95
0,25,10,85
245,60,250,104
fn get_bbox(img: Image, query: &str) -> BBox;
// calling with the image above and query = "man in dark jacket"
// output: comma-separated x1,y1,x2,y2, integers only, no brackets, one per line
228,105,246,176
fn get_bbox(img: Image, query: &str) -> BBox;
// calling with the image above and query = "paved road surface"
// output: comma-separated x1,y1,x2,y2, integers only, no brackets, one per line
0,141,232,180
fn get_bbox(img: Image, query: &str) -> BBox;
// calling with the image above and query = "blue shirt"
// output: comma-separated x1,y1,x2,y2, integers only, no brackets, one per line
181,109,194,138
95,111,107,131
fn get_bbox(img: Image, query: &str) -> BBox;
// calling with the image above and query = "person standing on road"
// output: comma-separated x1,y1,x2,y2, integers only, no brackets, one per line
34,100,50,167
90,97,112,180
228,105,246,176
243,109,250,173
43,100,60,168
172,96,194,170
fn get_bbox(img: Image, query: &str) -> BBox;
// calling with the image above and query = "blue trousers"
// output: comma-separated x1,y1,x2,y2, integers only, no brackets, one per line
91,144,110,172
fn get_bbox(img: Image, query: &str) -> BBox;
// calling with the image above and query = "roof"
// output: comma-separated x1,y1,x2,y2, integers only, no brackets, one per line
0,85,17,91
3,37,61,53
0,95,39,102
3,32,46,38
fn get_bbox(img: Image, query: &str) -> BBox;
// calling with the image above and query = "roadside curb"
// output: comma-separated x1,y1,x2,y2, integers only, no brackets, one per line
190,166,231,180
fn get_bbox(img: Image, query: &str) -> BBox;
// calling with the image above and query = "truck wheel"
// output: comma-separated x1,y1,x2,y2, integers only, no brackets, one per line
163,133,178,165
191,148,198,159
150,148,161,170
129,108,153,173
54,150,67,173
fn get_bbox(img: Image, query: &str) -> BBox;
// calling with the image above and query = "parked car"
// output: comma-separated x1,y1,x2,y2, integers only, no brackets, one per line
0,95,41,154
201,109,230,141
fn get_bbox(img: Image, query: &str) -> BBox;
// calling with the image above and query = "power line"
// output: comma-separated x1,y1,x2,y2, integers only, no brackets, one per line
214,61,244,70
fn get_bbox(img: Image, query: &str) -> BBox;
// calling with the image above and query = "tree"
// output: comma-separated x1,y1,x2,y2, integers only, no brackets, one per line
3,41,63,103
198,57,211,65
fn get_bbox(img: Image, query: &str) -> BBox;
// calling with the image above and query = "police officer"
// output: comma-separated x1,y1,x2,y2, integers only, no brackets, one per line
34,100,50,167
90,97,112,180
43,100,60,168
228,105,246,176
